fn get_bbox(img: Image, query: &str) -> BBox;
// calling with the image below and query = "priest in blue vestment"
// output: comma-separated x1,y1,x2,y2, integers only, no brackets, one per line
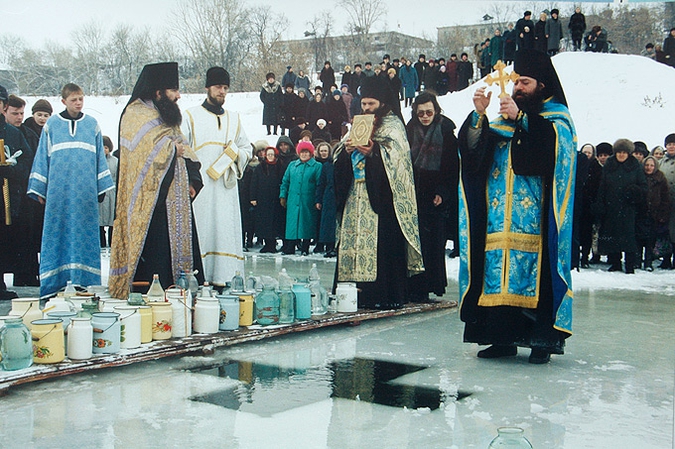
457,51,576,364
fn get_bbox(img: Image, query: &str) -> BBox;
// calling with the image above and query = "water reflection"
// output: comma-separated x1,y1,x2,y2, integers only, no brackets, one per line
189,358,459,415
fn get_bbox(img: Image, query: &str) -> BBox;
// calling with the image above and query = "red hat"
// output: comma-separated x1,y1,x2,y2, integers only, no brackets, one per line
296,141,315,156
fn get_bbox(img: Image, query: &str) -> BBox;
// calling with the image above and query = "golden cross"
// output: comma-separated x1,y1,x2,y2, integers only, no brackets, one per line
485,60,520,118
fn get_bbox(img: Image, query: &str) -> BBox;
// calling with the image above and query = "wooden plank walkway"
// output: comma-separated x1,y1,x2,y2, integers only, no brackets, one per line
0,300,456,393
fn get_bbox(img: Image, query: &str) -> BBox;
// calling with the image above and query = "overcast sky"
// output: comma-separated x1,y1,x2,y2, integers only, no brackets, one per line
3,1,624,49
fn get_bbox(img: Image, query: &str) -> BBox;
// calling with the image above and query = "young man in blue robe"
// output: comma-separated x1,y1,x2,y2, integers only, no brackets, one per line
457,50,576,364
27,83,114,298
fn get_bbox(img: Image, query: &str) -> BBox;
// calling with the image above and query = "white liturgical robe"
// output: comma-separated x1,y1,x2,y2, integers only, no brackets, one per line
182,104,251,286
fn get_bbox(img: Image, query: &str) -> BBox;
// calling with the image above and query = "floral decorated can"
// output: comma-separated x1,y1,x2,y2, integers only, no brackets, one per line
0,317,33,370
150,302,172,340
237,293,255,326
137,306,152,343
9,298,42,330
67,317,93,360
91,312,121,354
336,282,358,313
217,295,239,331
31,319,65,364
114,306,141,349
193,297,220,334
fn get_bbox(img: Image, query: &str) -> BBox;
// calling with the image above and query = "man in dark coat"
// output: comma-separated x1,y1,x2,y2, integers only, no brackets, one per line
457,53,473,90
568,7,586,51
260,72,283,135
458,50,576,364
280,83,299,135
594,139,648,273
281,66,297,88
515,11,535,51
0,86,35,298
320,61,335,91
414,54,428,91
502,23,517,64
663,28,675,67
349,64,364,96
3,94,40,286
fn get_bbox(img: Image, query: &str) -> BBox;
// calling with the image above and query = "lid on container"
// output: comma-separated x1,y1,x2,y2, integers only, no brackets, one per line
70,317,92,322
91,312,121,318
149,301,171,306
46,311,78,317
216,295,239,300
31,318,64,325
196,297,219,302
11,297,40,302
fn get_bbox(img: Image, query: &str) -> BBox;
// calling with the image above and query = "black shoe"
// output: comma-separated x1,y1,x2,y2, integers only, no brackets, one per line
590,255,601,264
301,251,309,256
447,248,459,258
608,264,622,272
477,345,517,359
529,348,551,364
313,244,325,254
580,261,590,269
646,264,654,272
625,267,635,274
0,289,19,300
324,249,337,258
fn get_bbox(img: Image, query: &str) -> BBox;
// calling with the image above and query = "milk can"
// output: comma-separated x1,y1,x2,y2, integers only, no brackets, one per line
46,311,77,352
217,295,240,331
336,282,358,312
9,298,42,329
31,318,65,364
67,317,93,360
193,297,220,334
114,306,141,349
149,302,172,340
91,312,121,354
100,298,126,313
137,306,153,343
237,293,255,326
0,317,33,370
43,296,74,316
167,289,192,338
292,284,312,320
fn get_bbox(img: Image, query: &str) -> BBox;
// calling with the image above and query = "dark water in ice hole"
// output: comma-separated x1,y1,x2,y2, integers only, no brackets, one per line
188,358,470,416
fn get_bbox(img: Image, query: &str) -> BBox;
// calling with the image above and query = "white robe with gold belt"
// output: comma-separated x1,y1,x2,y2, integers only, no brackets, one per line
182,105,251,286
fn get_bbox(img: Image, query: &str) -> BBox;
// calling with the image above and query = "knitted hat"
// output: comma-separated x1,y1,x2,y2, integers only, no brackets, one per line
613,138,634,154
299,129,313,140
296,140,315,156
32,99,53,114
205,66,230,87
665,133,675,145
317,119,327,127
551,8,559,15
333,89,341,97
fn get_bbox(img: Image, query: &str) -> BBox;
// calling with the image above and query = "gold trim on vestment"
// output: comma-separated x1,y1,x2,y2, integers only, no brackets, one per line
202,251,245,261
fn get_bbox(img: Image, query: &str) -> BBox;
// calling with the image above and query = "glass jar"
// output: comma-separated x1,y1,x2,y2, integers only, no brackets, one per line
78,301,100,319
255,285,280,325
278,287,295,324
0,317,33,370
488,427,533,449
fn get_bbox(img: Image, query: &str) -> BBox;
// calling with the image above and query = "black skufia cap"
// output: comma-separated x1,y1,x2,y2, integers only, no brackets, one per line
514,50,567,106
206,67,230,87
359,75,393,104
128,62,179,104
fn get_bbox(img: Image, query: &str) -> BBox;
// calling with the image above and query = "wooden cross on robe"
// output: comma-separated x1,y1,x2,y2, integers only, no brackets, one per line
485,60,520,118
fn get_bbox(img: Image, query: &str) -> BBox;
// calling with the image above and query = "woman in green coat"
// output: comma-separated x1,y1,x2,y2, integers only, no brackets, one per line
280,141,322,255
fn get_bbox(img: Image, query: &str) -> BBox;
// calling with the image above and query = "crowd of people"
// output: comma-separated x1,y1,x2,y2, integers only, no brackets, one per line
1,23,674,362
577,136,675,274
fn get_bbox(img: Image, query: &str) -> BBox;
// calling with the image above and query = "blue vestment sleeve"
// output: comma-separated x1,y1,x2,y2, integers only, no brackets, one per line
27,125,50,201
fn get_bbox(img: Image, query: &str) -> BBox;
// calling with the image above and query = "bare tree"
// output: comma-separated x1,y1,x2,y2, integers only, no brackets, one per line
73,20,106,94
306,11,333,74
171,0,251,90
249,5,290,77
343,0,385,62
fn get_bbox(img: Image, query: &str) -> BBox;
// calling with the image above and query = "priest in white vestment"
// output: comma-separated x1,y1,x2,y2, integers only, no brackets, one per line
182,67,252,287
